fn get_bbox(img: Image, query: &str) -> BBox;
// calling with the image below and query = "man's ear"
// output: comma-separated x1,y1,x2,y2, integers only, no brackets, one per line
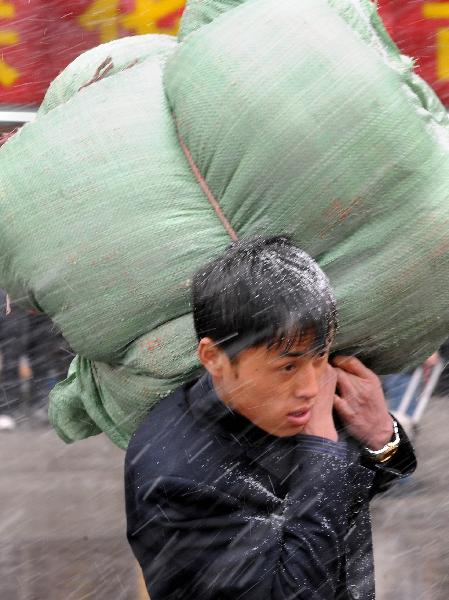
197,338,227,378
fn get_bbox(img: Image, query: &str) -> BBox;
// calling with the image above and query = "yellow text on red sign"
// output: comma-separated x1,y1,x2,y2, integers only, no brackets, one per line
423,2,449,79
0,0,19,87
78,0,186,43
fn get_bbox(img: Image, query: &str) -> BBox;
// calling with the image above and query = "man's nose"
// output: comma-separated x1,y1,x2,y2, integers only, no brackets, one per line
292,363,319,401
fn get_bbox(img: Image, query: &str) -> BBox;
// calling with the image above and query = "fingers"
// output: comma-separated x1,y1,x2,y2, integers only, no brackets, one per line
331,355,375,380
424,352,439,368
333,394,354,419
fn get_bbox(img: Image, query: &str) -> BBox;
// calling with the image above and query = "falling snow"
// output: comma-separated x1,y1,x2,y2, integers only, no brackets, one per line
1,1,449,599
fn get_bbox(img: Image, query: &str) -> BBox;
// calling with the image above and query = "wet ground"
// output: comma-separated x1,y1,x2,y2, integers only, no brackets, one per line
1,395,449,600
0,427,143,600
373,393,449,600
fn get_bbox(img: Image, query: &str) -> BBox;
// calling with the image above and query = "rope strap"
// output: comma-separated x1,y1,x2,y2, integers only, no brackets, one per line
176,126,238,242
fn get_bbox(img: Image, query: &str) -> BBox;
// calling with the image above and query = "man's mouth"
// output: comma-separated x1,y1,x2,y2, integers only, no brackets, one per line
286,408,312,426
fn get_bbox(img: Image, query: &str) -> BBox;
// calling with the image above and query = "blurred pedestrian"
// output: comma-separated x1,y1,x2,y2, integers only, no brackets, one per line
382,352,442,439
0,290,29,422
0,291,72,427
26,311,72,413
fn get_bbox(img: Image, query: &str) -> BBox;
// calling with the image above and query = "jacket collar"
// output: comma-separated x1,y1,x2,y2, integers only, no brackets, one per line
184,373,360,486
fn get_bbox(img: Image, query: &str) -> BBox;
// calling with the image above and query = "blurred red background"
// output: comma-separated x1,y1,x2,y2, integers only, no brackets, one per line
0,0,185,105
1,1,449,106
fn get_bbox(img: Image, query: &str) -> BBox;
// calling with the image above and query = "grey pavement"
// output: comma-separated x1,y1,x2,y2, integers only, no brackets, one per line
372,393,449,600
0,428,143,600
1,393,448,599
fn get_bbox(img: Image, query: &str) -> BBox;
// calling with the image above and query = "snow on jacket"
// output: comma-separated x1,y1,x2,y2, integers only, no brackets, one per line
125,374,416,599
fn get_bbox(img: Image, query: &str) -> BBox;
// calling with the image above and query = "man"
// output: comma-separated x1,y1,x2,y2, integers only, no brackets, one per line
0,290,29,423
125,235,416,599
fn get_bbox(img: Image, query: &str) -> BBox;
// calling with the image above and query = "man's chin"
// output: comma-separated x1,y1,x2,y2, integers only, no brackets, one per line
261,423,307,438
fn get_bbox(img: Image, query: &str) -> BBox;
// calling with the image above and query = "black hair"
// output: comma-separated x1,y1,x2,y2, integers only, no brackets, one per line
192,235,338,359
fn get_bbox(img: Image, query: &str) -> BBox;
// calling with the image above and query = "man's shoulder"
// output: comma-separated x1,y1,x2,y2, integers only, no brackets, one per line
125,380,218,481
124,377,246,491
127,385,189,455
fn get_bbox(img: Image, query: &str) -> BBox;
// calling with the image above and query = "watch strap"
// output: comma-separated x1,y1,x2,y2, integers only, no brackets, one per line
364,417,400,463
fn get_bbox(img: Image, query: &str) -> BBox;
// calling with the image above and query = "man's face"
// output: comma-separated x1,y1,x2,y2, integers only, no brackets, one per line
205,333,330,437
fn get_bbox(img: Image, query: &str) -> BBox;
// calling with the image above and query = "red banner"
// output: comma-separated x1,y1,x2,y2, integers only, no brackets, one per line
2,1,449,106
0,0,46,104
379,0,449,105
0,0,185,105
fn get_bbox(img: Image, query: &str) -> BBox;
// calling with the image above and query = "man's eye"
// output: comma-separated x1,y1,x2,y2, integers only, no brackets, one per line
281,363,296,372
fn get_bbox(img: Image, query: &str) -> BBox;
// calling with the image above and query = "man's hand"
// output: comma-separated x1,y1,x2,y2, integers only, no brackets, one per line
423,351,440,383
302,365,339,442
332,355,393,450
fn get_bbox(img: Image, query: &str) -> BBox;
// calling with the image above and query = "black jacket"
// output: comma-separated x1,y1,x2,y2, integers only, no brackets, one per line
125,374,416,600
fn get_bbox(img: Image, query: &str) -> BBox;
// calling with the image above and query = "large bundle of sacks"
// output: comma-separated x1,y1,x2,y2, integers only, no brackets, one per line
1,0,449,448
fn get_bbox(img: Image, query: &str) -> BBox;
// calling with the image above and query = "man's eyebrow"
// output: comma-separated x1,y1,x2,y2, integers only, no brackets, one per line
279,348,326,358
279,350,308,358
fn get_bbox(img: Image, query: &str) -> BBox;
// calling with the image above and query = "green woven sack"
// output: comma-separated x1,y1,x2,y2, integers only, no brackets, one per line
0,35,226,362
166,0,449,368
39,34,177,115
1,0,449,448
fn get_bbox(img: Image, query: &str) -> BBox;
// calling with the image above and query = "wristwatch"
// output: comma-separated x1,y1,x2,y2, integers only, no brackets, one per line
364,418,400,463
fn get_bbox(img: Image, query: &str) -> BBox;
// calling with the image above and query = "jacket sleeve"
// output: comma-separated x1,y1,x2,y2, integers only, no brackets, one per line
125,445,375,600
